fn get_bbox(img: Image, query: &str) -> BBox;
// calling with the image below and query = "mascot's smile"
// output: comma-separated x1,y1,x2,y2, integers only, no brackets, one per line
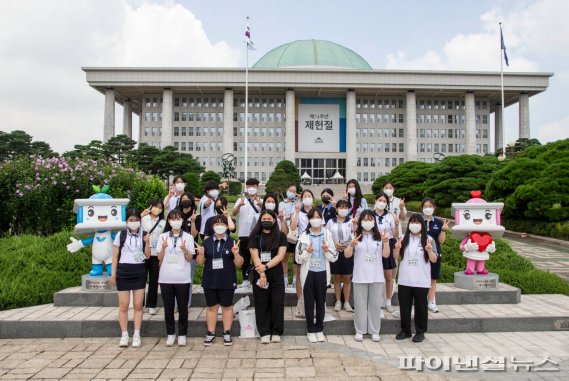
473,219,482,225
98,215,108,222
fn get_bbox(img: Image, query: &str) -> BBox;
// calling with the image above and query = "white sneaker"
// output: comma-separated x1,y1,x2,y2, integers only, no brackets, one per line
354,333,364,342
428,303,440,313
295,300,304,318
239,280,250,288
166,335,176,347
119,335,129,347
371,334,381,342
307,333,318,343
343,302,353,312
333,301,342,311
315,332,326,342
271,335,281,343
260,335,271,344
132,335,141,348
380,310,385,319
178,336,187,346
148,308,157,315
385,305,395,313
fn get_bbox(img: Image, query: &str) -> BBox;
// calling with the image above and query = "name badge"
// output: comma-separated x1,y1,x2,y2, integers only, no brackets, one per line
310,258,321,268
260,251,272,263
167,253,179,264
364,255,376,264
134,251,146,263
212,258,224,270
407,257,418,267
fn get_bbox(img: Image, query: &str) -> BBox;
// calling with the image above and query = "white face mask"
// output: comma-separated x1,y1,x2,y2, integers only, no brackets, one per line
169,219,183,229
409,223,422,234
423,207,435,216
175,183,186,192
375,201,387,210
309,218,322,228
247,187,257,195
302,198,313,206
361,220,375,231
347,188,356,196
127,221,140,231
265,203,276,211
383,188,394,197
209,190,219,198
338,209,349,217
213,225,227,235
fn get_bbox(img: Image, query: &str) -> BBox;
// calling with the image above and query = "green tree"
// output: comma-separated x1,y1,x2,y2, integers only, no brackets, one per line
485,157,547,202
129,143,161,173
103,134,136,164
0,130,32,160
64,140,105,160
199,170,221,192
151,146,204,179
372,161,433,199
30,141,57,158
265,160,301,195
183,172,201,196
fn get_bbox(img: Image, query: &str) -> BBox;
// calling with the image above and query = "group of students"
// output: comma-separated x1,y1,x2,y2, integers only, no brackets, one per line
110,175,448,348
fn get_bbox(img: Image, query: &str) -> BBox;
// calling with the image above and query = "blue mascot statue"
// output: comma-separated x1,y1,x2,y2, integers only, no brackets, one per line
67,185,130,276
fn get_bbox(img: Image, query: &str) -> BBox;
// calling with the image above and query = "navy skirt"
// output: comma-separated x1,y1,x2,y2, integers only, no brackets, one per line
330,251,354,275
382,238,398,270
116,263,147,291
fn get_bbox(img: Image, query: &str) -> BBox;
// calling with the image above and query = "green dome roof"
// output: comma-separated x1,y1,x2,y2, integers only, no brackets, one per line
253,40,372,70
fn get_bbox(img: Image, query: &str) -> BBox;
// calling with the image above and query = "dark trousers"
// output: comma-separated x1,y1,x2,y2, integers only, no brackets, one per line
253,267,285,337
239,237,251,280
160,283,191,336
303,271,327,333
398,284,429,335
145,256,159,308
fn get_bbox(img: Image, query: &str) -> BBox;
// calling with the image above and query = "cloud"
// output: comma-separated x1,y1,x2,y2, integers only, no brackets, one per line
0,1,240,153
536,116,569,143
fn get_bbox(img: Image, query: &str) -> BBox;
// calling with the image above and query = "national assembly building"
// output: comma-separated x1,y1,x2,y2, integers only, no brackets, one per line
83,39,552,184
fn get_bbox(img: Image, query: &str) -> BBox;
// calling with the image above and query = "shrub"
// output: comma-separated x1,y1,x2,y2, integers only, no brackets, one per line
372,161,432,199
265,160,302,195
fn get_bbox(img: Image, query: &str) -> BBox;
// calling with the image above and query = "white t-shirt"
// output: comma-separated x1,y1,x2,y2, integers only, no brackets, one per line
156,231,195,284
374,211,396,238
113,231,146,264
388,196,403,237
325,218,353,245
279,199,297,228
199,195,216,234
296,209,310,235
235,197,263,237
141,215,166,256
352,233,386,284
167,194,181,213
397,235,436,288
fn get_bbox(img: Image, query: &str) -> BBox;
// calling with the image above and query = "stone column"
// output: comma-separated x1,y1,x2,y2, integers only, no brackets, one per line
519,93,530,138
122,100,132,138
465,92,476,154
405,91,417,162
103,88,115,142
161,89,173,149
346,90,357,181
285,89,295,162
494,105,503,152
223,89,234,156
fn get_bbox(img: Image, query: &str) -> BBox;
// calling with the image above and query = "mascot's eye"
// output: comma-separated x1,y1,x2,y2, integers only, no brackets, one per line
88,209,95,217
111,208,118,217
463,212,470,220
485,212,492,220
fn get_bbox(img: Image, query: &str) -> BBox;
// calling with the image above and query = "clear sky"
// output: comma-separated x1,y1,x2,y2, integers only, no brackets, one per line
1,0,567,153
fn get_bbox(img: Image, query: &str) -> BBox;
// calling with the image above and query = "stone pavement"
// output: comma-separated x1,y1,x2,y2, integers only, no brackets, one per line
504,237,569,282
1,332,568,381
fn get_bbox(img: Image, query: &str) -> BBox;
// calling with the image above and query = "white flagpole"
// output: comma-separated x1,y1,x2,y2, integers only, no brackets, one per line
244,17,249,185
500,22,506,158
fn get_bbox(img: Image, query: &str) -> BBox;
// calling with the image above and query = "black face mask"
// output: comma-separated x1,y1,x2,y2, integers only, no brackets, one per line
261,221,274,229
215,206,223,214
321,197,330,204
181,201,192,208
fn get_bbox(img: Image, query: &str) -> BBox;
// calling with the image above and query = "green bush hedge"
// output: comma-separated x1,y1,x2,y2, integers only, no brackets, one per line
405,201,453,219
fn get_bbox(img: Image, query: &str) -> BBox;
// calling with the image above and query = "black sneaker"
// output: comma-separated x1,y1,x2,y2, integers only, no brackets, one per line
203,331,216,347
223,330,233,346
395,331,412,340
412,333,425,342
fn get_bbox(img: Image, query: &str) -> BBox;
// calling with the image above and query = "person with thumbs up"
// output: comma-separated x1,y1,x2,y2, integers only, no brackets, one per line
344,210,391,343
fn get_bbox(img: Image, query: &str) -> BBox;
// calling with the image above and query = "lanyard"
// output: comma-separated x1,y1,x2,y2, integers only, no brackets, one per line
169,232,183,255
128,232,140,249
363,234,380,257
310,233,323,258
212,237,227,259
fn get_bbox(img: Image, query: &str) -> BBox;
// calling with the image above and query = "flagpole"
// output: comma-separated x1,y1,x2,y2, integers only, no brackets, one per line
244,17,249,186
500,22,506,158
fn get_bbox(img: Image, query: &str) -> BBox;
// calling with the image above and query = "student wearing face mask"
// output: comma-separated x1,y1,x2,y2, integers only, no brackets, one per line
232,178,263,287
326,200,354,312
343,179,368,219
251,193,285,232
164,176,187,213
344,210,391,342
141,200,166,315
421,198,448,313
175,193,197,236
155,209,196,347
317,188,336,224
383,181,407,237
196,215,243,347
203,197,237,239
278,184,299,288
295,208,338,343
393,214,439,343
110,209,151,348
200,181,220,239
248,210,288,344
373,193,398,313
290,189,315,317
